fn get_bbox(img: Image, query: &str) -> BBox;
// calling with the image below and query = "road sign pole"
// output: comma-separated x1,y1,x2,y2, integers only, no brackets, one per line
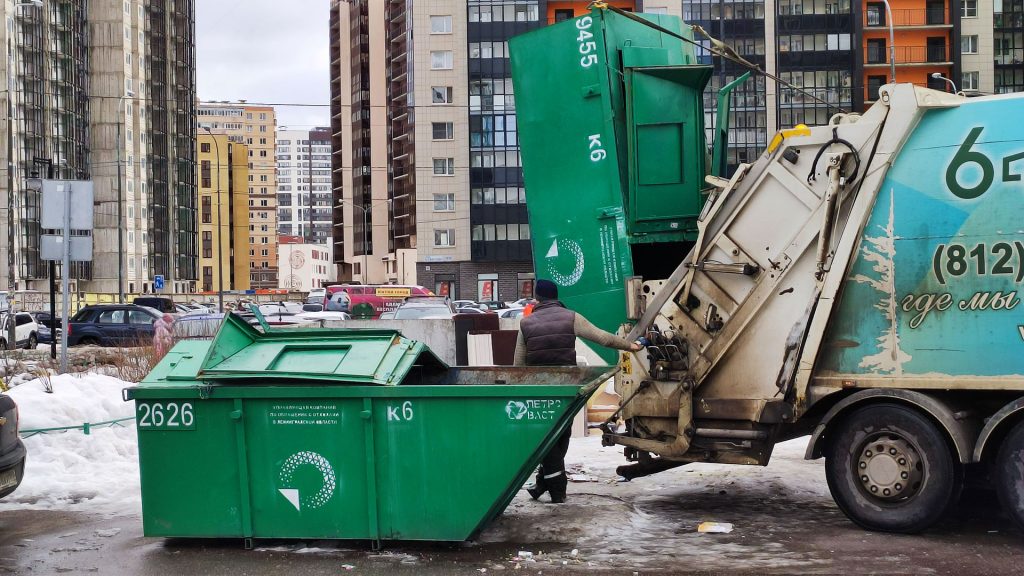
60,183,70,373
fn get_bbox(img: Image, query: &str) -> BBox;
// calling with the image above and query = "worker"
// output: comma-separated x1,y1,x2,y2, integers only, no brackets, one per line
514,279,642,503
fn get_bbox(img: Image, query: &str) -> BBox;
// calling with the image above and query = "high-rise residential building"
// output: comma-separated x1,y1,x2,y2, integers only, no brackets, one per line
275,128,333,246
860,0,959,103
685,0,965,173
1,0,197,296
329,0,678,299
196,102,279,289
961,0,1024,95
197,134,250,293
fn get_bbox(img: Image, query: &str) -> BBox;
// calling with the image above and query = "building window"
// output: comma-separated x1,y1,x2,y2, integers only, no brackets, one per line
432,158,455,176
201,160,212,188
963,71,980,91
962,35,979,54
430,15,452,34
202,196,212,224
202,231,213,259
431,122,454,140
961,0,977,18
200,142,210,153
554,9,574,22
430,50,454,70
434,228,456,247
432,193,455,211
432,86,454,104
477,273,498,302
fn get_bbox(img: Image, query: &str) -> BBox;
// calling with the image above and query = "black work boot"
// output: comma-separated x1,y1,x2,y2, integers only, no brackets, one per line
526,470,547,500
548,492,566,504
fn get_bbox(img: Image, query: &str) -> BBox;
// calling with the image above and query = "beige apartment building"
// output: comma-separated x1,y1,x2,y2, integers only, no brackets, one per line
197,103,279,289
196,134,251,293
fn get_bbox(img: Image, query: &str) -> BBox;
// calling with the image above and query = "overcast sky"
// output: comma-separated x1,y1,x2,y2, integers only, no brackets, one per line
196,0,331,130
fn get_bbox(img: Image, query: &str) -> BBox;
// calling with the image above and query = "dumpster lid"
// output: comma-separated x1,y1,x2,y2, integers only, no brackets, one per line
193,311,447,385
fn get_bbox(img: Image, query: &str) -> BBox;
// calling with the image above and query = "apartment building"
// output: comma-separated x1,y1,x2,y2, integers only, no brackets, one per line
683,0,969,172
960,0,1024,95
0,0,197,295
197,103,279,289
329,0,679,300
276,128,333,247
278,236,333,292
196,134,250,293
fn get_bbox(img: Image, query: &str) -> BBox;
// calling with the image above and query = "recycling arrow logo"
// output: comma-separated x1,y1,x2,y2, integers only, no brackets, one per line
545,238,585,287
278,451,336,511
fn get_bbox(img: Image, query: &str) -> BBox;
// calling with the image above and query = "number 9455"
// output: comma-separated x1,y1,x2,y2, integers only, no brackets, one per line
576,16,598,68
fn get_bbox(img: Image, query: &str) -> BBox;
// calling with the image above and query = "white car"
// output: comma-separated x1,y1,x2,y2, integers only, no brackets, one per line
0,312,39,349
498,308,525,319
307,287,327,304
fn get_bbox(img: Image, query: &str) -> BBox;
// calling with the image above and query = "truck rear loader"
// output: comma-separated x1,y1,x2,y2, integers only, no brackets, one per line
511,5,1024,534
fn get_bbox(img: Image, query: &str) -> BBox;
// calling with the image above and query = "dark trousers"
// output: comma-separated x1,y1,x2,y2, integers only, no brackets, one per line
534,427,572,498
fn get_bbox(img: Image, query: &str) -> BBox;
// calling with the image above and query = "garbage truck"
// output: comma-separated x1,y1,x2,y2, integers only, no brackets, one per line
510,5,1024,534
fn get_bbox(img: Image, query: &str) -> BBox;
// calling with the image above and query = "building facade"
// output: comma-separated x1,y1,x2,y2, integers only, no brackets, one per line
0,0,197,296
684,0,967,173
196,102,279,289
196,134,250,293
275,128,333,247
277,235,333,292
329,0,678,301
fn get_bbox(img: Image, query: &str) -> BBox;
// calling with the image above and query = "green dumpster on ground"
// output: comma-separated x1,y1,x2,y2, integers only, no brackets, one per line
125,314,615,543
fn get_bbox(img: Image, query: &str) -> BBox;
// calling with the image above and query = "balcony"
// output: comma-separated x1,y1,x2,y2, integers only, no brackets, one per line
864,8,949,28
865,45,951,67
995,49,1024,66
995,12,1024,29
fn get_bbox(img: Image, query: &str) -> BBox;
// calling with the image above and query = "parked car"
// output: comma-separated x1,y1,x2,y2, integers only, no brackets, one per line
134,297,177,314
306,287,327,304
392,298,455,320
27,312,59,345
456,306,485,314
479,301,509,311
67,304,162,347
497,307,525,319
453,300,478,309
0,392,26,499
0,312,39,350
301,303,324,312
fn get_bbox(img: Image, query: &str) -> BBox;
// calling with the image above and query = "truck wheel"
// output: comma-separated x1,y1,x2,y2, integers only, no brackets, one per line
825,403,961,533
994,420,1024,531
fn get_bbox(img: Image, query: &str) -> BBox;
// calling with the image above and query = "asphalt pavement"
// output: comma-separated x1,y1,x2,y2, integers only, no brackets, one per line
1,485,1020,575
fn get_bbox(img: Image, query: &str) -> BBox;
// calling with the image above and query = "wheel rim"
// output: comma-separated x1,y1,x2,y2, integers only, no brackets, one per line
854,433,925,502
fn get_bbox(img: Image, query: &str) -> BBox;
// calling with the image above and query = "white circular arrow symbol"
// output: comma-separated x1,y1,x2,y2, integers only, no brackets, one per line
278,450,336,511
545,238,585,287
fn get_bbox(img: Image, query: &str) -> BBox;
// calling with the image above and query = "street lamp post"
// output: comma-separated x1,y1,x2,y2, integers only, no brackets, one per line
336,198,391,283
930,72,958,94
880,0,896,83
200,127,225,312
116,90,134,304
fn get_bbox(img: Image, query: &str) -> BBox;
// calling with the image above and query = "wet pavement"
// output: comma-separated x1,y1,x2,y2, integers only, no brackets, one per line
0,485,1020,575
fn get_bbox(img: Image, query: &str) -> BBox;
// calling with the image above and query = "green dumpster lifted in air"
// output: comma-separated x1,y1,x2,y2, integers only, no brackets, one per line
125,314,614,543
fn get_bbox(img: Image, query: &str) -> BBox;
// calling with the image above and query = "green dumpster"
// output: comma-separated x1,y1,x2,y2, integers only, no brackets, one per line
125,314,614,543
510,8,712,363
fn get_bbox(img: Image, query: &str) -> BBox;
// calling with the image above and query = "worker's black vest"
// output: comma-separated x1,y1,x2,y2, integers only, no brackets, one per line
521,301,577,366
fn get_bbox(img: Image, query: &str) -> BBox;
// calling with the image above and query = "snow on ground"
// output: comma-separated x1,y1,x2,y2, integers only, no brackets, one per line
0,373,140,516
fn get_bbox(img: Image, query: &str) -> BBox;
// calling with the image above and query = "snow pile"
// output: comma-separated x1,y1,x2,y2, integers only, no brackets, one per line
0,373,140,516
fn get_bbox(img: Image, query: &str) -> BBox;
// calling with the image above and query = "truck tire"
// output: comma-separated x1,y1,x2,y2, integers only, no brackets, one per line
824,403,961,533
994,420,1024,531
